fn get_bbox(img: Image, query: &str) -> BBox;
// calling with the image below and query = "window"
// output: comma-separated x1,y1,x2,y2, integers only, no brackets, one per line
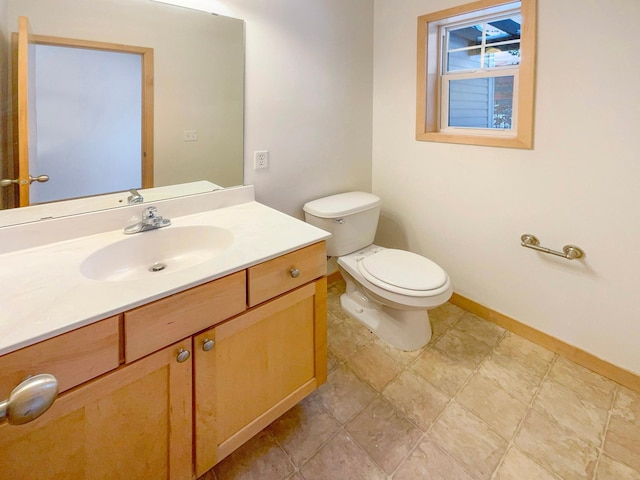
416,0,536,149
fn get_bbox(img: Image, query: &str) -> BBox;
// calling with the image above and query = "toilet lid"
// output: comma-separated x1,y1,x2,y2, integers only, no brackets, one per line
359,249,448,292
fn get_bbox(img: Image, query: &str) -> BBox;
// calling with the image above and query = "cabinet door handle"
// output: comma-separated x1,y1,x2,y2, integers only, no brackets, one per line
176,348,191,363
0,374,59,425
289,267,300,279
202,339,215,352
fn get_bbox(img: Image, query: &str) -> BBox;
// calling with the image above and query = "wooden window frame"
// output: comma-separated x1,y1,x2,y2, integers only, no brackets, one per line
416,0,536,149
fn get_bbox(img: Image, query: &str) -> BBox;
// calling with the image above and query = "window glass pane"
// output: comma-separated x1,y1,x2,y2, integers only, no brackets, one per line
486,15,522,44
448,75,514,129
448,24,483,49
447,48,481,72
484,43,520,68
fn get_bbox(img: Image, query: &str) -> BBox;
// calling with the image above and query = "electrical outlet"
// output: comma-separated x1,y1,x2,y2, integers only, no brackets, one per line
254,150,269,170
183,130,198,141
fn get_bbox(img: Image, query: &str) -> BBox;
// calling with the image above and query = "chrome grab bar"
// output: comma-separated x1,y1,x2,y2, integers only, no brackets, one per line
520,234,584,260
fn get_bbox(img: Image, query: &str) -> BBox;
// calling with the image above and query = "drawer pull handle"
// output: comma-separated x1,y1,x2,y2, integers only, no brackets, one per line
176,348,191,363
289,268,300,279
202,339,215,352
0,374,59,425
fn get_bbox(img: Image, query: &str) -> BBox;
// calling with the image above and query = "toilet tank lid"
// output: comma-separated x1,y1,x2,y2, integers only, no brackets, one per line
303,192,381,218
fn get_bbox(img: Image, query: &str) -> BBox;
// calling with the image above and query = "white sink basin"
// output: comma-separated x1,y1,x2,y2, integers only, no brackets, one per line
80,225,234,281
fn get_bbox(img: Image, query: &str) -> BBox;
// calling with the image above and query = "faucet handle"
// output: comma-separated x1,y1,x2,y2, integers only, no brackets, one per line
127,189,144,204
143,206,158,220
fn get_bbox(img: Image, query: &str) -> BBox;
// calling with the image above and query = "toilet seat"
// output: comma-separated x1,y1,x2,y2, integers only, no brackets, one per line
358,249,448,297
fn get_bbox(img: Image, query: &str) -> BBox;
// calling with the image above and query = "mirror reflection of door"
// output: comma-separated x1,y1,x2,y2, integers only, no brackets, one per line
12,16,154,207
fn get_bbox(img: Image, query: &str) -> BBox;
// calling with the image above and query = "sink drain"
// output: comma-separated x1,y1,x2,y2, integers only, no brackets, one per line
149,262,167,272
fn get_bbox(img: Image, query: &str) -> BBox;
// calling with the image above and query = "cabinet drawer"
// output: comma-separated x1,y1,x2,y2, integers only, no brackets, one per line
124,271,246,362
0,316,120,399
247,241,326,307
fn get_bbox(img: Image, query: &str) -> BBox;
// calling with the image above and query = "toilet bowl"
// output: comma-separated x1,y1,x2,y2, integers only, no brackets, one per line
303,192,452,351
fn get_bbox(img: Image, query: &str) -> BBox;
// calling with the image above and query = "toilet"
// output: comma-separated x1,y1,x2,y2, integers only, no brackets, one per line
303,191,452,351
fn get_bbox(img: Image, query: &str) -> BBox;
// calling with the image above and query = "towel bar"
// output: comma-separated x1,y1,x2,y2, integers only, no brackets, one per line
520,234,584,260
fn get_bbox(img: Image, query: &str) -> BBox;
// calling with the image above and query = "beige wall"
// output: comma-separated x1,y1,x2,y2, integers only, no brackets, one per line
8,0,244,188
224,0,374,217
372,0,640,375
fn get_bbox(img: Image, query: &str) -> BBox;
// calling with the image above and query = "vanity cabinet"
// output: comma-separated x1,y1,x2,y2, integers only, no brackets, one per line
0,339,193,479
124,271,247,363
194,277,327,475
0,241,326,479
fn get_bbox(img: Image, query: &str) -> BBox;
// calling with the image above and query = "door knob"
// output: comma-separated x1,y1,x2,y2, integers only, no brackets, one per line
29,175,50,184
0,174,49,187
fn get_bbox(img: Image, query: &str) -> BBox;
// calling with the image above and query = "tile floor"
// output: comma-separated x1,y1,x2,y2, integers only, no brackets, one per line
200,280,640,480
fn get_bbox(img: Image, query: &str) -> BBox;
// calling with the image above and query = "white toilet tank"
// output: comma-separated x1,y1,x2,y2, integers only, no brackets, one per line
303,192,382,256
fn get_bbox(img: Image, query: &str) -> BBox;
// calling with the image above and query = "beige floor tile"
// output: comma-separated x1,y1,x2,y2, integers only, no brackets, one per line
213,430,293,480
411,347,474,397
326,351,340,373
596,454,640,480
326,308,347,328
494,447,559,480
454,313,505,347
327,279,345,293
477,351,546,404
433,327,493,369
548,356,616,410
430,303,465,339
347,342,404,391
300,431,386,480
327,288,349,326
533,378,608,446
494,331,555,374
393,439,475,480
515,409,599,480
198,469,216,480
327,319,374,361
457,373,528,440
383,370,449,431
372,337,425,366
613,386,640,424
316,364,376,424
345,396,422,475
208,286,640,480
603,414,640,472
267,393,341,467
428,402,507,480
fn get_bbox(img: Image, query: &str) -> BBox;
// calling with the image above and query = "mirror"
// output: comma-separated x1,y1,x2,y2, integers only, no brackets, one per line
0,0,244,226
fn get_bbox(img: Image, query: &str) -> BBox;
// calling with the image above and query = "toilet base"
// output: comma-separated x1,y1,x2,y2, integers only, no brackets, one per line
340,290,432,351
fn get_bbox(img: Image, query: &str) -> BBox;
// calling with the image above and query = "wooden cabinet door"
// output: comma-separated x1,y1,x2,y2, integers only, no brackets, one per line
0,340,193,480
194,278,327,476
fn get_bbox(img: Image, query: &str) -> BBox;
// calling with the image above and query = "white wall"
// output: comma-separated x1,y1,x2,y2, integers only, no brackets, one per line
372,0,640,375
223,0,374,218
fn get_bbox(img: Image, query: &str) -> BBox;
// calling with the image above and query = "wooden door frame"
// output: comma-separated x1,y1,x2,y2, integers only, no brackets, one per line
11,29,154,207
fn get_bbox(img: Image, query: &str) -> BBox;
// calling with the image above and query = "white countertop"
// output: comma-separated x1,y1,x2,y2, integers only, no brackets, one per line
0,193,330,356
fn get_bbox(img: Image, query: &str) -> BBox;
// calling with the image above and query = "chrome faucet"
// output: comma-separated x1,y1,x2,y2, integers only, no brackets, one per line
124,206,171,234
127,189,144,204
